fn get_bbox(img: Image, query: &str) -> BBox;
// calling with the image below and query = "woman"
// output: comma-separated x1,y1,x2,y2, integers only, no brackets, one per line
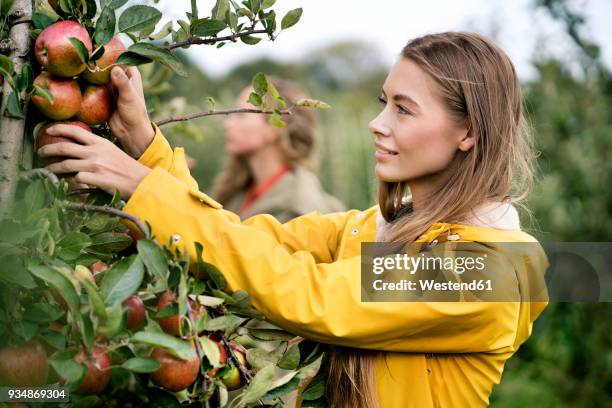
39,32,549,407
212,78,346,222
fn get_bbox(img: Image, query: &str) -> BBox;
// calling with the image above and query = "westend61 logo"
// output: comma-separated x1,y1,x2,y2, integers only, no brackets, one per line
361,242,612,302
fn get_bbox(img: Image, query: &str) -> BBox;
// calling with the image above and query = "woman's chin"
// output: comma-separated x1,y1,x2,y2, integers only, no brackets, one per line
375,167,402,183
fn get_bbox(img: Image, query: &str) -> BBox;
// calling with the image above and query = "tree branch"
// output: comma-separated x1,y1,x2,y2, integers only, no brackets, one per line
20,168,60,186
163,29,269,51
60,201,150,239
156,107,292,127
0,0,33,217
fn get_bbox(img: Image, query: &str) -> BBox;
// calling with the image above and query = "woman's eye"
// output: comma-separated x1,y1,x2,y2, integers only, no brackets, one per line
377,96,387,105
397,105,410,115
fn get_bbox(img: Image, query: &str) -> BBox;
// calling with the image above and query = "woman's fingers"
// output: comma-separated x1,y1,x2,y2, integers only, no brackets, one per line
125,67,145,102
45,159,92,174
45,124,97,145
37,141,89,160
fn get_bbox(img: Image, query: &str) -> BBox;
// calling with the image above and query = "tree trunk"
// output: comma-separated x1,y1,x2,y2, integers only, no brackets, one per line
0,0,33,217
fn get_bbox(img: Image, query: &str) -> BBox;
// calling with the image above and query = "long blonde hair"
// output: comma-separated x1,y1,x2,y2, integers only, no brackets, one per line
326,32,536,408
210,78,318,204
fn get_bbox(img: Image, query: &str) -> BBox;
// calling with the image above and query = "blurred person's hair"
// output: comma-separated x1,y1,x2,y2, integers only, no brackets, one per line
326,31,536,408
210,78,318,204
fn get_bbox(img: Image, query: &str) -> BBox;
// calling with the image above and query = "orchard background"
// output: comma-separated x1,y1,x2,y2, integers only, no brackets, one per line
0,0,611,407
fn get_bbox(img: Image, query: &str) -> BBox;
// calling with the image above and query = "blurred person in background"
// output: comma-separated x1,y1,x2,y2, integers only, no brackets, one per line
210,78,345,222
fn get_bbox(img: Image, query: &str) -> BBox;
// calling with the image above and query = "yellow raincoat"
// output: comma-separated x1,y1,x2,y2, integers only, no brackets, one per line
124,125,549,407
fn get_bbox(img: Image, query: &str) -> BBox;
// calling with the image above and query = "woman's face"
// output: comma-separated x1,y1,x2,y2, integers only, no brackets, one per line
368,58,473,183
223,87,280,156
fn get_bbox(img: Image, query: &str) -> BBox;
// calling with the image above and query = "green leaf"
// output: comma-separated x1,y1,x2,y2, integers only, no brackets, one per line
262,0,276,9
108,0,128,9
94,6,116,46
24,179,46,215
239,364,276,405
301,398,329,408
281,7,302,30
270,111,285,128
55,232,92,261
246,346,284,370
116,51,153,67
80,313,95,350
99,255,145,305
199,336,222,368
195,295,224,307
248,328,295,341
263,376,300,400
0,55,14,79
300,373,326,400
203,315,246,332
89,232,132,253
15,65,32,92
33,85,54,104
28,264,80,313
278,344,300,370
137,240,168,281
97,300,123,338
0,255,37,289
252,72,268,95
149,21,173,40
248,0,261,15
41,328,66,351
131,331,196,360
68,37,89,64
32,12,55,30
23,303,64,323
6,91,24,119
84,0,97,19
192,18,227,37
295,98,331,109
49,350,87,383
194,242,227,290
126,42,187,77
118,5,162,33
80,278,107,320
212,0,230,21
240,35,261,45
122,357,161,373
297,352,324,380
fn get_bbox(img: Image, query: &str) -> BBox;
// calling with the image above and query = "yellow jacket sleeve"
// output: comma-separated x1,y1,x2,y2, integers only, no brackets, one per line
125,167,522,354
137,122,199,190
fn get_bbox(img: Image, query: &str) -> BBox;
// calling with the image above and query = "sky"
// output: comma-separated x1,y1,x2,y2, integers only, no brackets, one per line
156,0,612,80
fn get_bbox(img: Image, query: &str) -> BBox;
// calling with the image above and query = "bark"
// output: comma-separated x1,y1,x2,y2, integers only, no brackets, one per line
0,0,33,217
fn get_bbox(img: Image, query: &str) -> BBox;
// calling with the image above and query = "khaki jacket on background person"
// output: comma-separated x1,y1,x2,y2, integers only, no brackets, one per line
125,124,549,408
222,165,346,222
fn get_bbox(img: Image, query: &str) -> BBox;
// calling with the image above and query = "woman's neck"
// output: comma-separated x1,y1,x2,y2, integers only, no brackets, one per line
247,146,288,186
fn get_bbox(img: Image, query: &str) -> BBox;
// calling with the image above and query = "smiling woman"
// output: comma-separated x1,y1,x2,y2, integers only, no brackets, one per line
40,32,548,408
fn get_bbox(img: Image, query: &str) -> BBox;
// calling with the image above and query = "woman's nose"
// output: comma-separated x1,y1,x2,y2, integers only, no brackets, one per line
368,112,390,137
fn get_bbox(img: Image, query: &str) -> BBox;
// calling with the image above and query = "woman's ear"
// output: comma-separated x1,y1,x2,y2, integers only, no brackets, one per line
458,126,475,152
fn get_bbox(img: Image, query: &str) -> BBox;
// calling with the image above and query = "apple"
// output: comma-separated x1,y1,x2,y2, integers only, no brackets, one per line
75,84,113,125
0,341,49,387
36,121,90,165
206,338,227,378
221,351,246,390
156,291,203,336
35,21,92,77
89,260,108,274
32,72,82,120
83,36,126,85
73,345,111,394
150,345,200,391
123,295,146,329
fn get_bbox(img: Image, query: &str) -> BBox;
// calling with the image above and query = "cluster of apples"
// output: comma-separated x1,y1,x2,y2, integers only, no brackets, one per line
31,20,126,161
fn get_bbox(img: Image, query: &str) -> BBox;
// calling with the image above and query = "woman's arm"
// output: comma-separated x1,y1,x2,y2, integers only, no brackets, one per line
124,167,533,354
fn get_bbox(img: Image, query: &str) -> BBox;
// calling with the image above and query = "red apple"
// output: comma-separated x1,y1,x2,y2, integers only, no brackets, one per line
150,345,200,391
75,84,113,125
73,345,111,395
32,72,82,120
0,341,49,387
35,21,92,77
89,260,108,274
36,121,90,165
83,36,126,84
123,295,146,329
156,291,203,336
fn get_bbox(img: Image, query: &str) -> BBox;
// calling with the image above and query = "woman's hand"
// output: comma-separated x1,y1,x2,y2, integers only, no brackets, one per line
108,66,155,159
37,124,151,200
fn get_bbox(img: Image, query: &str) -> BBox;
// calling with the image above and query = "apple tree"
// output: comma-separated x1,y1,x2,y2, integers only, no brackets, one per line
0,1,329,407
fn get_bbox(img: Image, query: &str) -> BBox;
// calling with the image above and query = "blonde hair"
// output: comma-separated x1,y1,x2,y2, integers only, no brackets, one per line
327,32,536,408
210,78,318,204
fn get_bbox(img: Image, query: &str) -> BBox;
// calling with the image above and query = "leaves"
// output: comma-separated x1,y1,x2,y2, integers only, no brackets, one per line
300,373,326,400
32,12,55,30
99,255,145,305
194,242,227,290
248,328,295,341
0,55,14,80
49,350,87,384
28,264,80,313
116,51,152,67
124,43,187,77
68,38,90,64
199,336,222,368
94,6,116,45
118,5,162,33
55,232,92,261
202,315,246,332
296,98,331,109
131,331,196,360
237,364,276,405
191,19,227,37
278,344,300,370
122,357,161,373
33,86,54,104
6,91,23,119
252,72,268,95
137,239,168,281
212,0,230,21
281,8,303,30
